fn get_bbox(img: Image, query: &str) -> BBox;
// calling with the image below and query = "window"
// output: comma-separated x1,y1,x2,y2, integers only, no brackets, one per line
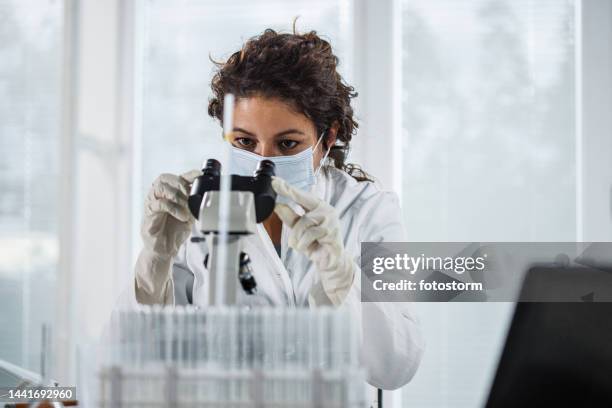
0,0,63,372
400,0,575,406
401,0,576,242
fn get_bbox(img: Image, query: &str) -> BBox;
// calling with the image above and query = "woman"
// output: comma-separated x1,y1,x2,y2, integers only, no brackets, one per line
126,28,423,391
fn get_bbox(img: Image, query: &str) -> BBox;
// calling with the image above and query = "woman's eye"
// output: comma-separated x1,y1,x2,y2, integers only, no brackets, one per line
236,137,254,148
279,140,298,150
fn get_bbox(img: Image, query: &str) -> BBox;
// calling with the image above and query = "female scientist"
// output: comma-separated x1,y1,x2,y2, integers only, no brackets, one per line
125,29,424,390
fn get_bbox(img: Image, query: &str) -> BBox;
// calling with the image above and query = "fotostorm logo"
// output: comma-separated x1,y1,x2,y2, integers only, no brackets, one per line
371,253,487,275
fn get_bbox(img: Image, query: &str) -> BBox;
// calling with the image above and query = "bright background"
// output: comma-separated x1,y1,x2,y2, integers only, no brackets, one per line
1,0,611,406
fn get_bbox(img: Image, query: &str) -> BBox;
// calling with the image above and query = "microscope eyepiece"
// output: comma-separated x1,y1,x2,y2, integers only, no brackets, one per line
203,159,221,177
254,159,275,178
189,157,277,222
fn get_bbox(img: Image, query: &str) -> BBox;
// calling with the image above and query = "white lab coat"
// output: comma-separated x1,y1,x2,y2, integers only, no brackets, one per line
117,166,424,391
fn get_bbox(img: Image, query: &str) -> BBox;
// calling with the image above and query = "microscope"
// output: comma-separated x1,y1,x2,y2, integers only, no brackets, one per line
188,158,276,305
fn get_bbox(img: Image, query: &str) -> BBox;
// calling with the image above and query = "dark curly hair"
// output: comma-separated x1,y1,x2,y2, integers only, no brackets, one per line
207,27,371,182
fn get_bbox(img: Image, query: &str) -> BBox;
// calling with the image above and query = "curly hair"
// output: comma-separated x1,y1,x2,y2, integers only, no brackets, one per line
207,27,371,182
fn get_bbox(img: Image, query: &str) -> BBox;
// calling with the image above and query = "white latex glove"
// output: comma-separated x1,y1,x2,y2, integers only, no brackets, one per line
142,170,200,256
135,170,200,304
272,177,355,306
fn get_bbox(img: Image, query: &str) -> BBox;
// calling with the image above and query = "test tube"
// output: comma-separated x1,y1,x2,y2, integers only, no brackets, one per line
133,309,140,367
164,307,172,364
206,308,215,368
120,309,128,364
332,309,341,370
151,304,161,363
142,306,150,367
175,306,184,366
198,309,207,368
228,307,237,402
253,307,263,370
297,308,308,401
186,307,194,369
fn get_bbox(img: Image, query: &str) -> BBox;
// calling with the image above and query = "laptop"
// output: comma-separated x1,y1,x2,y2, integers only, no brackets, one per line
486,266,612,407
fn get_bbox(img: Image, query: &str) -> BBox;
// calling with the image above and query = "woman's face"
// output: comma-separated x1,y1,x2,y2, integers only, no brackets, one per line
230,96,334,167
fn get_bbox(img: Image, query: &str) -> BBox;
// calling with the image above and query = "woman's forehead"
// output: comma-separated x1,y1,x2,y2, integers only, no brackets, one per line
233,96,317,136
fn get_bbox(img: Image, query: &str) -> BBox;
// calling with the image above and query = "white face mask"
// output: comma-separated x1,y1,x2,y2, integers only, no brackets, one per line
229,132,331,193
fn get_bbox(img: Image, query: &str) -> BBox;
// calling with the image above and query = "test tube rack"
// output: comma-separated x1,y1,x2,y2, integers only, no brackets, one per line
96,306,367,407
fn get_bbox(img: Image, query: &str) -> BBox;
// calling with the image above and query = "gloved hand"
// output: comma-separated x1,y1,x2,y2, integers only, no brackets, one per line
135,170,200,304
141,170,201,256
272,177,355,306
